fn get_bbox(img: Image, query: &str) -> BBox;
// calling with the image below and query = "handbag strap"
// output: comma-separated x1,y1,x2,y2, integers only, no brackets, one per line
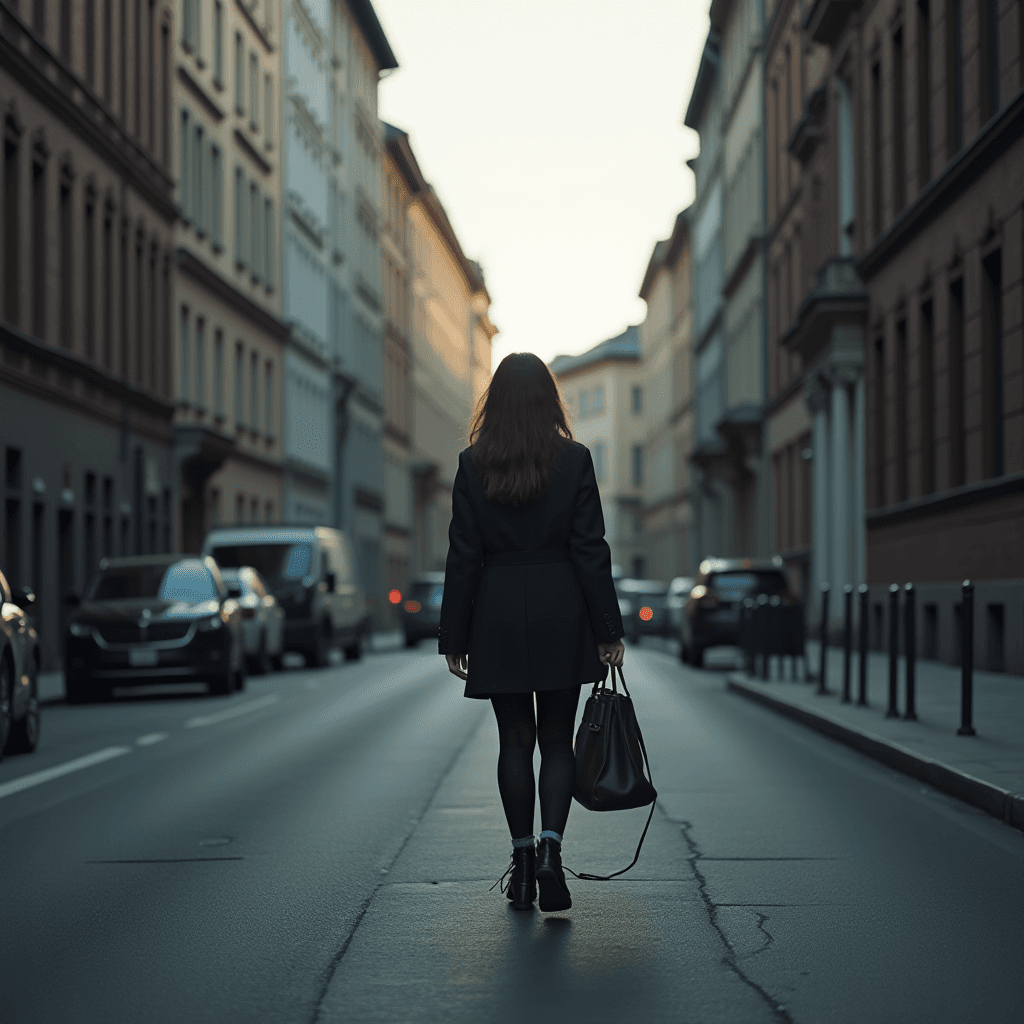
567,664,656,883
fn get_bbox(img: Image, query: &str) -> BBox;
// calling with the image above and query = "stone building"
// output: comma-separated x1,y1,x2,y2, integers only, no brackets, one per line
0,0,177,667
637,211,698,579
172,0,288,552
550,327,646,578
797,0,1024,672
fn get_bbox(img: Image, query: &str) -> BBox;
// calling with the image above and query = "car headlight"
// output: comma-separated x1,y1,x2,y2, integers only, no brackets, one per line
69,622,92,638
197,615,223,631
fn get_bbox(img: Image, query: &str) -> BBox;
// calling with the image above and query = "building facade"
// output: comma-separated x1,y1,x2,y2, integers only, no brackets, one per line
1,0,177,667
550,327,646,578
637,212,698,580
172,0,287,553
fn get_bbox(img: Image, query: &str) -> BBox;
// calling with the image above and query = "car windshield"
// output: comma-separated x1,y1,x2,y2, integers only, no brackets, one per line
708,571,787,601
89,561,216,602
409,581,444,606
210,543,313,583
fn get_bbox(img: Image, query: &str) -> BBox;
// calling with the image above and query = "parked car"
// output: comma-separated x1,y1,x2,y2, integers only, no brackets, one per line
680,557,792,667
616,579,671,642
0,567,41,758
666,576,695,632
400,573,445,647
64,555,247,702
203,526,369,667
220,567,285,675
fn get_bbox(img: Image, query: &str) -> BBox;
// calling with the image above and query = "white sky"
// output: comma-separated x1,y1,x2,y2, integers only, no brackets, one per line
373,0,709,369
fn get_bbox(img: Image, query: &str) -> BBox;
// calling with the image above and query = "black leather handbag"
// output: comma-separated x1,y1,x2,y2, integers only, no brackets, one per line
570,665,657,880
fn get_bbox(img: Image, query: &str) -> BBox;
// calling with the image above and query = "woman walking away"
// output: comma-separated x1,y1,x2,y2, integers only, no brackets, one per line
438,352,626,913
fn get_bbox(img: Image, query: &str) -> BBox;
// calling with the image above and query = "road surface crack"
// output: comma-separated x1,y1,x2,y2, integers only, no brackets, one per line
678,818,795,1023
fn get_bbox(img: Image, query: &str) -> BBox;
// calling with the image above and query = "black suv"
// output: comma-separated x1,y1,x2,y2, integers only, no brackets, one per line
680,557,793,667
64,555,246,701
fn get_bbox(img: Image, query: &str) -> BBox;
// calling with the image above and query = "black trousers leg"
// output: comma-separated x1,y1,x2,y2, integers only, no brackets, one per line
536,685,582,836
490,693,537,839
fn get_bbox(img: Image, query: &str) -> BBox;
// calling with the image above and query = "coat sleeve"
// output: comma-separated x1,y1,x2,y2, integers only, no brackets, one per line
438,451,483,655
569,446,625,643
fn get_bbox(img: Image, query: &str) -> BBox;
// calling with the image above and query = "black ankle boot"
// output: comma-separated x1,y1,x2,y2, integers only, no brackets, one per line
506,845,536,910
535,838,572,912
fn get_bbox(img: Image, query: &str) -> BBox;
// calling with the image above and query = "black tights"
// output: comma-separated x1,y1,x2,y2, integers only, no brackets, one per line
490,686,581,840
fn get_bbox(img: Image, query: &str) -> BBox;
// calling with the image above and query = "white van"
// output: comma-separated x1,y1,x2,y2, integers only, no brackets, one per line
202,526,368,667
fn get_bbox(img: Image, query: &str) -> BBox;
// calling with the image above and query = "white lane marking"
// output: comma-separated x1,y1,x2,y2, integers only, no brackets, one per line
184,694,280,729
135,732,169,747
0,746,133,800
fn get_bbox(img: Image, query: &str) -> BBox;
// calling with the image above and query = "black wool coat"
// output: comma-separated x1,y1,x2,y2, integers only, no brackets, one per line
438,439,625,699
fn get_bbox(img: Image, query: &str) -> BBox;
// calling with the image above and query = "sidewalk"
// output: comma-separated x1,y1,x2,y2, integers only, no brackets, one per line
36,628,409,704
727,640,1024,830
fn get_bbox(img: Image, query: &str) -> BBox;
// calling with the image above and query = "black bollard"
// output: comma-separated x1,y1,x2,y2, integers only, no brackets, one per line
842,584,853,703
741,598,755,676
816,583,830,695
903,583,917,721
886,584,900,718
757,593,770,680
958,580,976,736
857,583,869,706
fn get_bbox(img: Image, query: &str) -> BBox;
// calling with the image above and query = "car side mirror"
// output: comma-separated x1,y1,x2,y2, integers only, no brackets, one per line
325,572,337,593
65,593,81,607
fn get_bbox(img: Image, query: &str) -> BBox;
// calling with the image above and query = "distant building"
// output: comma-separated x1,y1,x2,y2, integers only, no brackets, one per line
172,0,288,552
637,211,697,579
550,328,646,577
0,1,177,667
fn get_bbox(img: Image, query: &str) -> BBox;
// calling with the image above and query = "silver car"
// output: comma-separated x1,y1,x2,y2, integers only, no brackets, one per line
220,568,285,675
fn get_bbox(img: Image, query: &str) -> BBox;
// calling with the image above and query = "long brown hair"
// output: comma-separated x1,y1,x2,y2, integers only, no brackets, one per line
468,352,573,505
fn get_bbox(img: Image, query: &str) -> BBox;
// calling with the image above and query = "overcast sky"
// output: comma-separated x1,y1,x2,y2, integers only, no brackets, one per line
373,0,708,370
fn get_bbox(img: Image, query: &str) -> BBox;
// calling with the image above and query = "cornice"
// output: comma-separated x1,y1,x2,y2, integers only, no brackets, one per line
866,471,1024,528
177,65,226,123
234,127,273,176
0,4,175,220
176,248,289,342
235,0,275,54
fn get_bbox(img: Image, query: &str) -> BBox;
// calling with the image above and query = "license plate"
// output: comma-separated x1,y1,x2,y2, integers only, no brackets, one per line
129,648,159,667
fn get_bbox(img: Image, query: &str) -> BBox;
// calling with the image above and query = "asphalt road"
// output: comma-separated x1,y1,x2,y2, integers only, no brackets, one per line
0,640,1021,1024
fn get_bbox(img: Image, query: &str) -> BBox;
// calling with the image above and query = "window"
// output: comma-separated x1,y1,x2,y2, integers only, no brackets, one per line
948,279,965,486
264,73,273,146
103,0,112,101
917,0,931,189
593,442,607,483
631,385,643,414
60,182,73,348
250,181,260,281
979,0,999,119
179,307,191,402
892,28,905,214
213,1,223,84
180,109,190,220
837,76,855,254
84,196,95,357
210,145,222,246
249,53,259,131
871,61,883,236
31,160,46,340
579,390,591,417
234,165,245,265
250,352,259,429
213,330,224,416
3,136,19,324
264,361,273,435
593,385,605,414
895,319,908,502
632,445,643,487
947,0,963,155
194,318,206,409
919,300,935,494
263,197,274,288
873,336,886,505
234,344,244,425
84,0,95,84
234,32,244,114
194,124,205,232
982,250,1003,478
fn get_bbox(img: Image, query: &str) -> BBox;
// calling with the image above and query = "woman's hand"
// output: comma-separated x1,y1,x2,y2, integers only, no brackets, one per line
445,653,468,680
597,639,625,668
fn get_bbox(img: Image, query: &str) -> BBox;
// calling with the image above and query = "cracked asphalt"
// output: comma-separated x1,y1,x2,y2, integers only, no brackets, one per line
1,640,1021,1024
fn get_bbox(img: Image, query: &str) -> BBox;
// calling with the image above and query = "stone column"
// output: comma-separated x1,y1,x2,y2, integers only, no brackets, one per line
828,370,852,598
853,371,866,585
803,376,830,624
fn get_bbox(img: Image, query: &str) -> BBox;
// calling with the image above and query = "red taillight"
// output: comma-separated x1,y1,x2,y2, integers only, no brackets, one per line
638,606,654,621
689,584,720,608
404,600,421,613
388,589,402,604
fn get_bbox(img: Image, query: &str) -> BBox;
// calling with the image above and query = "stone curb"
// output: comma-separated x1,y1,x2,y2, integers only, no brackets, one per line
726,673,1024,832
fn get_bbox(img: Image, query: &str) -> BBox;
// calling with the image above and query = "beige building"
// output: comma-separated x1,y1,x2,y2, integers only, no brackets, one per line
0,0,177,666
638,210,697,580
550,328,646,577
171,0,287,552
